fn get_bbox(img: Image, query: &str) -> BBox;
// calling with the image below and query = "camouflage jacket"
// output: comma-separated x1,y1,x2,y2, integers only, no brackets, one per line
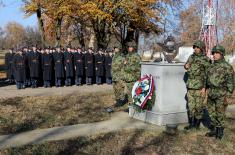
111,53,125,81
207,58,234,98
123,53,141,82
186,52,210,89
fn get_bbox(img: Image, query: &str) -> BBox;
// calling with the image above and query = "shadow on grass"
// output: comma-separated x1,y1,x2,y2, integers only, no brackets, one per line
4,130,180,155
0,93,112,135
0,112,54,135
2,125,235,155
121,130,179,155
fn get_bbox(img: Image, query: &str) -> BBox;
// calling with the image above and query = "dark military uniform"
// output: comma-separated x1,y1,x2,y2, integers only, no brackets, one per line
13,52,26,89
206,45,234,139
24,51,31,87
73,51,84,85
53,51,64,87
28,50,41,88
64,51,74,86
5,52,15,83
105,54,112,84
85,52,94,85
41,53,53,87
95,53,104,84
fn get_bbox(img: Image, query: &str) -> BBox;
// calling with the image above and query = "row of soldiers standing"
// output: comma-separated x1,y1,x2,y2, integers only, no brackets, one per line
5,46,113,89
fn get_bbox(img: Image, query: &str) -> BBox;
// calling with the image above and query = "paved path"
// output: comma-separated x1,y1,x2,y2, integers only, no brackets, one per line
0,112,163,149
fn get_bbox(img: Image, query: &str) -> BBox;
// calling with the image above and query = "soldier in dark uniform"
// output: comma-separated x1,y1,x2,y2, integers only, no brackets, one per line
105,49,113,85
28,45,41,88
23,47,31,87
50,47,56,85
64,47,74,86
95,49,105,84
41,48,53,87
13,49,26,89
85,48,94,85
5,48,15,84
37,48,44,86
73,47,84,86
53,47,64,87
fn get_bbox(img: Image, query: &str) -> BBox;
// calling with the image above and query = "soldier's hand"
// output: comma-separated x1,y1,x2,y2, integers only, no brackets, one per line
225,92,233,105
124,61,127,65
184,63,190,70
95,67,98,70
200,88,206,96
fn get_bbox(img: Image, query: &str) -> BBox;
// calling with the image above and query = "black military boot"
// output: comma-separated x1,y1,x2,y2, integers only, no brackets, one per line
205,125,216,137
194,118,201,129
184,117,195,130
114,99,123,107
114,96,128,107
216,127,224,139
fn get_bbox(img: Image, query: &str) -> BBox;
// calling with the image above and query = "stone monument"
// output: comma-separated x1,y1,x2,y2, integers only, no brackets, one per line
129,36,189,127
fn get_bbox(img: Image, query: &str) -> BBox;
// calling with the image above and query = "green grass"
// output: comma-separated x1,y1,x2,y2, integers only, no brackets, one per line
0,92,115,135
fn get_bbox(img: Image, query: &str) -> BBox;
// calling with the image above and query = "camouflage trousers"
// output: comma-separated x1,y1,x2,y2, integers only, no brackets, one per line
187,89,206,119
112,80,126,101
207,96,227,127
125,82,135,104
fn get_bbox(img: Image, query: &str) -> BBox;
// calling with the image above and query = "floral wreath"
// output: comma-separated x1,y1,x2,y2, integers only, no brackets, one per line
132,74,155,111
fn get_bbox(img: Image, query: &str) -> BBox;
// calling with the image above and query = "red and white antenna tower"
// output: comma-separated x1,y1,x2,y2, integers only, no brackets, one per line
199,0,218,58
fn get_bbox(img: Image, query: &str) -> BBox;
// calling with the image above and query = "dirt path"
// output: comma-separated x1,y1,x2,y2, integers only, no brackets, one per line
0,84,113,99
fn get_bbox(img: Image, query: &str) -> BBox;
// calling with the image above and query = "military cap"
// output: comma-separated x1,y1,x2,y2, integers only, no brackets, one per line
32,44,38,48
126,41,137,48
106,47,113,53
212,45,225,55
193,40,205,51
98,48,103,51
113,43,122,49
16,48,22,52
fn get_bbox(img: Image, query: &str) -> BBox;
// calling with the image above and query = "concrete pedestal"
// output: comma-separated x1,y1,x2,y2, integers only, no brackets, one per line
129,62,188,126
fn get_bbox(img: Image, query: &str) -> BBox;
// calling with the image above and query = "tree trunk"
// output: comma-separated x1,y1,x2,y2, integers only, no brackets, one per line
36,7,45,48
55,17,62,47
92,18,110,49
78,24,86,49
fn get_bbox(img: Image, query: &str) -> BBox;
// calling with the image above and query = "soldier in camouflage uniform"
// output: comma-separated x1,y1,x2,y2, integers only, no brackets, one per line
205,45,234,139
184,40,210,130
124,41,141,105
111,43,127,107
